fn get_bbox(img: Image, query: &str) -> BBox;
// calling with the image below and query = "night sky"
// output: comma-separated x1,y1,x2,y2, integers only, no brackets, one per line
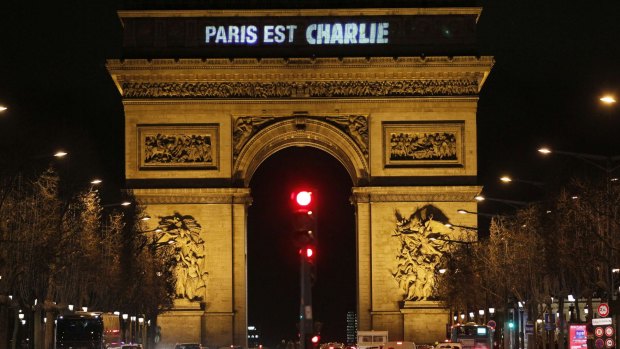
1,0,620,347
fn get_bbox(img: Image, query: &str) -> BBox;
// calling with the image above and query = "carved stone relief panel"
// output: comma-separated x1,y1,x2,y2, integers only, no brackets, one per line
138,124,219,170
383,121,464,168
153,212,208,301
390,204,474,301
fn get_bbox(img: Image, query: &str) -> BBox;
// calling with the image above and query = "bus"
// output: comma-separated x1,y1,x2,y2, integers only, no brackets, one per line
56,312,122,349
449,323,493,349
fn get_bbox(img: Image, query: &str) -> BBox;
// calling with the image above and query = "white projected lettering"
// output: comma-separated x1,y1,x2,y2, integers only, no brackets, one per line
205,25,258,44
263,25,297,43
306,22,388,45
204,21,389,45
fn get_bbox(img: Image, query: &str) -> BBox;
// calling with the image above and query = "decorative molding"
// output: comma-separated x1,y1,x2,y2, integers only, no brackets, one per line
120,79,479,99
118,8,483,19
351,186,482,203
233,117,369,186
232,115,368,160
134,188,252,205
107,56,494,96
107,56,494,70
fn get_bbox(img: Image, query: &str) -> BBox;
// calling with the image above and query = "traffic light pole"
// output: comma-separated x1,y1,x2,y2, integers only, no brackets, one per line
300,254,313,349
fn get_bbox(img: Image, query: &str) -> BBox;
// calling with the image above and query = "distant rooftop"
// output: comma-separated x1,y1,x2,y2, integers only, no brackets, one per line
120,0,480,10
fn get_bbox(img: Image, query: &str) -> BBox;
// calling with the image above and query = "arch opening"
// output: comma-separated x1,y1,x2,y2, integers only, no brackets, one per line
234,117,369,187
247,146,356,347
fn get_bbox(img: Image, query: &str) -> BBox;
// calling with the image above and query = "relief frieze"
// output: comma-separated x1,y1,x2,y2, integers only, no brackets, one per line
233,115,368,159
121,79,478,98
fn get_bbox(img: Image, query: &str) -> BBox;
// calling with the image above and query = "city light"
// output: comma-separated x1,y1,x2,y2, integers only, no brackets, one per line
0,105,6,112
90,179,102,185
54,151,68,158
500,176,512,183
600,95,617,105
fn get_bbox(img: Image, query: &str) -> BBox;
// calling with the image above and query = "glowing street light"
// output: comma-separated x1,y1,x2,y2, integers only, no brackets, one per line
90,179,102,185
499,175,545,188
54,151,68,158
0,105,6,112
600,95,617,105
474,195,528,207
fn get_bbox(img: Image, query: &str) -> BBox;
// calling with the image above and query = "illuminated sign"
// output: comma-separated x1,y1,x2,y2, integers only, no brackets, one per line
569,324,588,349
120,12,478,58
204,22,389,45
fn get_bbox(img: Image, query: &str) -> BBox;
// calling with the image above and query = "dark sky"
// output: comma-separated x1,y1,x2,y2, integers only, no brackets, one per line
1,0,620,346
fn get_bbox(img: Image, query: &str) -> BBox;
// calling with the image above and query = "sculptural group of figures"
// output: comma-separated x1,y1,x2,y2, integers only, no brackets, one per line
155,212,209,301
389,132,457,161
144,133,213,164
122,79,479,99
391,206,464,301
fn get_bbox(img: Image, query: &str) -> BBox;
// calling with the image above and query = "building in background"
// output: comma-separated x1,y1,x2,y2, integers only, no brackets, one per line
248,325,261,348
346,312,358,346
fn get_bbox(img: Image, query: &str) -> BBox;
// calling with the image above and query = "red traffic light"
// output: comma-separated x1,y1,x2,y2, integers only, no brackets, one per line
299,246,316,259
296,191,312,206
299,245,316,264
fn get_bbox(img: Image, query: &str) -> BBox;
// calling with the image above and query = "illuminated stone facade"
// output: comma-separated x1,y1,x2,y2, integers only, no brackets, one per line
107,6,492,349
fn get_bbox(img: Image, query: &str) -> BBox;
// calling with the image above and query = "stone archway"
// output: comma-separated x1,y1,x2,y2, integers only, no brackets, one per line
107,7,493,348
234,116,369,187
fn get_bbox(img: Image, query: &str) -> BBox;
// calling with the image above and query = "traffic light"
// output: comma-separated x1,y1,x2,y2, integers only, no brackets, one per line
311,335,321,348
300,246,316,265
291,190,318,248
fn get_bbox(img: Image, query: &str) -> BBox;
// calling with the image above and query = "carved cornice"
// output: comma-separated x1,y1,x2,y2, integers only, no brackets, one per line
351,185,482,203
134,188,252,205
118,8,483,19
107,56,493,97
121,79,478,98
107,56,494,71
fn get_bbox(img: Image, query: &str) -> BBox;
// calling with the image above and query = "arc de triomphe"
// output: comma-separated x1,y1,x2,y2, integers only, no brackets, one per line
107,5,492,348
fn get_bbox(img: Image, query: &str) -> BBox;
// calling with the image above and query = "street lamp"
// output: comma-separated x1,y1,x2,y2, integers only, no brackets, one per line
499,175,545,188
475,195,529,208
457,209,498,218
600,95,617,105
0,105,7,112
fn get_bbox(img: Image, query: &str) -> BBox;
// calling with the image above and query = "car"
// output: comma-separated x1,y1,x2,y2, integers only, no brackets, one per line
383,341,416,349
120,345,144,349
175,344,203,349
435,342,463,349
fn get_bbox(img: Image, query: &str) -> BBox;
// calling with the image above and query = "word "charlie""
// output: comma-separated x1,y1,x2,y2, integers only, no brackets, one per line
205,22,390,45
